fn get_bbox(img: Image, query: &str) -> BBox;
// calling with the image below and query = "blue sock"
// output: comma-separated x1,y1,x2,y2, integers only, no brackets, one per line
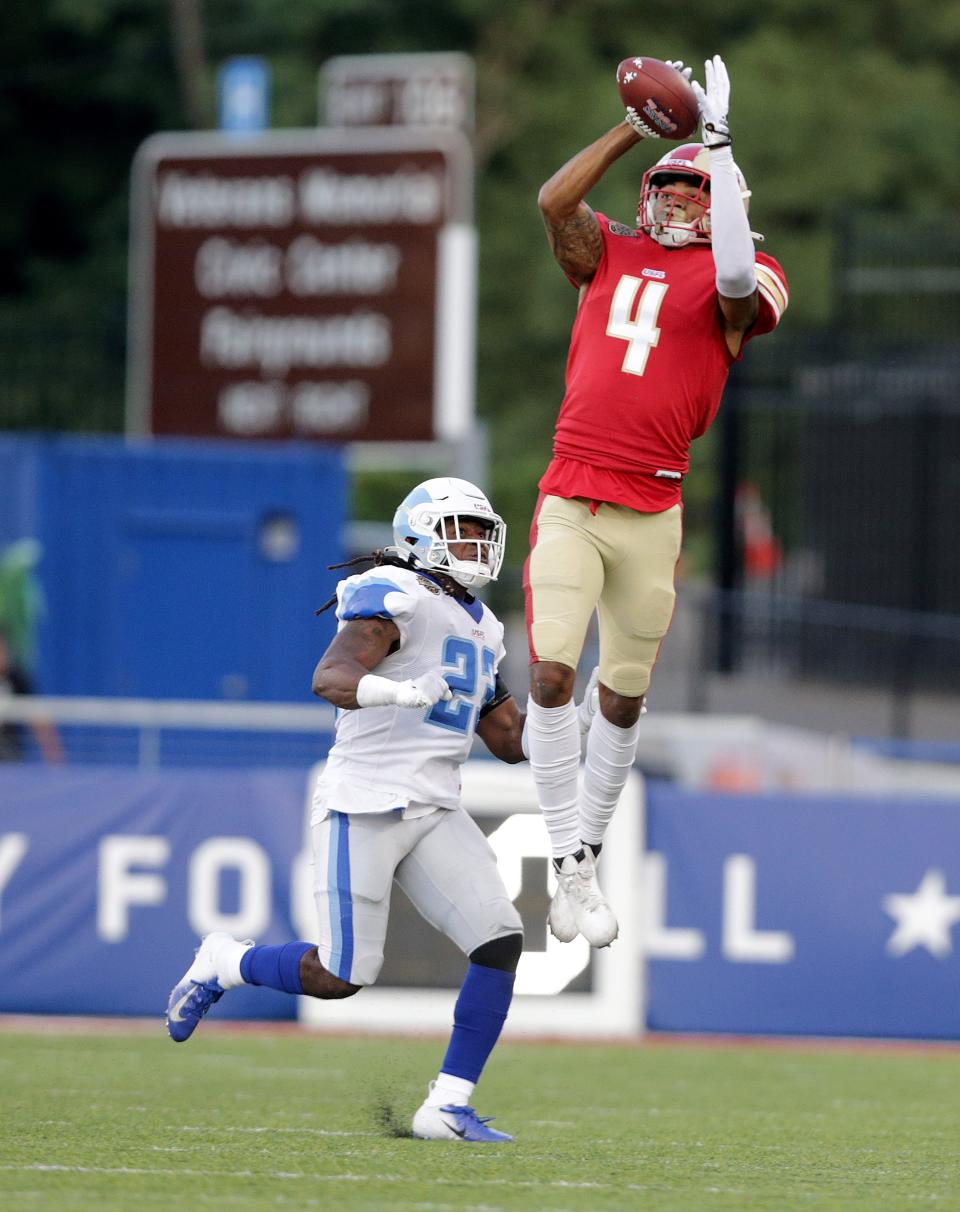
440,962,516,1083
239,942,312,995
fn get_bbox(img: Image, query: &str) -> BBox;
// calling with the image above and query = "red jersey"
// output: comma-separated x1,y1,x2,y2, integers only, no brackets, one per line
540,213,789,511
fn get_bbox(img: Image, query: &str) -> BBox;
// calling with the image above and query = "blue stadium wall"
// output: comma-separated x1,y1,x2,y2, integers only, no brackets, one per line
2,763,959,1040
0,435,346,702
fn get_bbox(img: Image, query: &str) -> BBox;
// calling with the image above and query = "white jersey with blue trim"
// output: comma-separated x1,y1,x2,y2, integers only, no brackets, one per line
313,563,506,817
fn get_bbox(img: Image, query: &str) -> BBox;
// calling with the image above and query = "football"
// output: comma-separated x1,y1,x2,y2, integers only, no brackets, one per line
615,56,699,140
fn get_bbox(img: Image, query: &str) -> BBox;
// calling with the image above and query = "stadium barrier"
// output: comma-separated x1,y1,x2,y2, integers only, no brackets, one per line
0,695,335,768
2,698,959,1040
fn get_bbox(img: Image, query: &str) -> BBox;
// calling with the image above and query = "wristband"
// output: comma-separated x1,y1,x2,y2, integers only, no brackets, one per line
355,674,401,708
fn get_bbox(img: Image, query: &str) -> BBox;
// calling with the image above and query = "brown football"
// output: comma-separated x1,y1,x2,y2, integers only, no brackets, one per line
615,56,699,140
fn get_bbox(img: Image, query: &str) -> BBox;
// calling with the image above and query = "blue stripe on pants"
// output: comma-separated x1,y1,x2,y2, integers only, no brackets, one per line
326,811,354,980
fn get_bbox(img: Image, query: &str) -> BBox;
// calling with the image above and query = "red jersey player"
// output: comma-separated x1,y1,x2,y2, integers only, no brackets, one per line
524,55,789,948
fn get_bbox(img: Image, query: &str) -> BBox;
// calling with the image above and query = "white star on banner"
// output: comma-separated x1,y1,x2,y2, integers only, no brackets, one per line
883,869,960,958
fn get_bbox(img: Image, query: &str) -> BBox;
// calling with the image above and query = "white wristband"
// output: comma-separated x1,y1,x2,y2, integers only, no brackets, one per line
355,674,402,708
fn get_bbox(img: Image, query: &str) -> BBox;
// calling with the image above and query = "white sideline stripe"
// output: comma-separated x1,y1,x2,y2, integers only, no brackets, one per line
0,1164,633,1191
174,1125,376,1136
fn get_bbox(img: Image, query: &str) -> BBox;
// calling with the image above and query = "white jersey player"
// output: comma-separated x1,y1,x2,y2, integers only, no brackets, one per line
314,559,507,817
165,478,537,1144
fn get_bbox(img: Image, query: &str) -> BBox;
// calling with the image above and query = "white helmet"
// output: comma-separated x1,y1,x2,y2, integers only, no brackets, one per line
637,142,758,247
390,477,506,590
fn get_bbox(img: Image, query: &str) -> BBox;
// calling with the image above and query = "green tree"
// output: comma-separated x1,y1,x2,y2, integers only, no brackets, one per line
4,0,960,575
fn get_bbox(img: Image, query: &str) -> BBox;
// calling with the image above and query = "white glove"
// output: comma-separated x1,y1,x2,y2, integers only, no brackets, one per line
356,670,452,709
624,107,661,139
576,666,600,737
691,54,732,148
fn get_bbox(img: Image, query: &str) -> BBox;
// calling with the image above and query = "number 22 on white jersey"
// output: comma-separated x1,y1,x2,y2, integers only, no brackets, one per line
606,275,668,376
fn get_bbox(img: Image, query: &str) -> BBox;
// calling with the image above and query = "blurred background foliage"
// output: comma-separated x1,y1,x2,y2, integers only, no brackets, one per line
3,0,960,584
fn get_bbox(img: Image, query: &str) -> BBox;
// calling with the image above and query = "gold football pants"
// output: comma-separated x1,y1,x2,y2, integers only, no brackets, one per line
524,494,682,698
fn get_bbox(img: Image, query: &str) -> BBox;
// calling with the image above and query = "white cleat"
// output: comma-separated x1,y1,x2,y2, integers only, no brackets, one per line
181,931,236,985
165,931,254,1043
547,874,580,942
412,1100,513,1142
554,850,618,948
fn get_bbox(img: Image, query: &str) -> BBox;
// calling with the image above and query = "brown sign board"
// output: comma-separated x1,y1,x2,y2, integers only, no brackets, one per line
319,52,474,134
127,129,475,442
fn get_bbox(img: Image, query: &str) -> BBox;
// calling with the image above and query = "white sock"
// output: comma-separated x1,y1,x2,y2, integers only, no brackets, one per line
580,712,641,849
525,696,582,859
427,1073,476,1108
213,937,254,989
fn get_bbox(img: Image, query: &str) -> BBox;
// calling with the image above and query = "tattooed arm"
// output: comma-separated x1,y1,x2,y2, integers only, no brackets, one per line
537,121,644,285
311,617,401,708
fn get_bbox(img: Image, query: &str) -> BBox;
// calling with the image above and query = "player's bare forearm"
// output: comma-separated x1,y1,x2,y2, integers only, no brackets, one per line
538,121,642,283
719,291,759,331
718,291,759,356
476,698,526,764
311,617,401,708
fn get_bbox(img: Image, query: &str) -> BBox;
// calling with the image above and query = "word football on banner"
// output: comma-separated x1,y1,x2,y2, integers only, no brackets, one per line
126,129,475,443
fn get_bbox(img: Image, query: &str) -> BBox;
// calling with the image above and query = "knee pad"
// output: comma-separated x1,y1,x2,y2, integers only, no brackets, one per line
469,931,524,973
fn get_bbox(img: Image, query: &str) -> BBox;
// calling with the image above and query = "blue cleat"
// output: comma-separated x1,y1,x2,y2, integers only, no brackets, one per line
411,1100,514,1142
166,977,224,1042
165,931,238,1042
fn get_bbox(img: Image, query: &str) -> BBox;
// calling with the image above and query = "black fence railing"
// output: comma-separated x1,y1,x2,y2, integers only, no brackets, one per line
698,586,960,739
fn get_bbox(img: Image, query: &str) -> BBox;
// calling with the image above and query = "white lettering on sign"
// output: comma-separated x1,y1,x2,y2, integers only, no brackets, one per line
217,380,371,435
643,851,795,964
218,381,286,434
0,833,29,930
286,237,402,296
157,172,295,228
398,76,465,127
195,238,283,298
326,82,391,126
290,380,370,432
200,307,391,374
722,854,795,962
298,167,444,224
642,851,706,959
97,835,170,942
187,837,271,938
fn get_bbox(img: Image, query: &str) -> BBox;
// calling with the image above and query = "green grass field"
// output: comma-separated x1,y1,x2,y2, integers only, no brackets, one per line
2,1025,959,1211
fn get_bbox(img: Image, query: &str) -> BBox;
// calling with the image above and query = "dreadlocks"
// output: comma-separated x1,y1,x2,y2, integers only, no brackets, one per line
314,550,472,616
